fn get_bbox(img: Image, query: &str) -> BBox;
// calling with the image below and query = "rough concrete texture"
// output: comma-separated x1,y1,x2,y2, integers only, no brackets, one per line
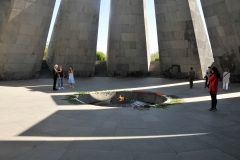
95,61,108,77
107,0,150,77
200,0,240,82
46,0,101,77
149,61,161,77
0,0,56,80
155,0,206,78
188,0,214,77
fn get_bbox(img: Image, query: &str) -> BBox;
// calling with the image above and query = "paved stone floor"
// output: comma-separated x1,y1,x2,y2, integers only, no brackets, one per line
0,77,240,160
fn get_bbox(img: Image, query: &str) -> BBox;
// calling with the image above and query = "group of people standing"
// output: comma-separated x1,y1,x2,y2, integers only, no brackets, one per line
52,65,75,91
189,66,230,112
51,64,231,112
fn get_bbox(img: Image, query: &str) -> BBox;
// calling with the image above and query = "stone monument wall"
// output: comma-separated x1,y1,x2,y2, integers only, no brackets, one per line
201,0,240,82
0,0,56,80
2,0,239,81
46,0,101,77
188,0,214,77
107,0,150,77
154,0,203,78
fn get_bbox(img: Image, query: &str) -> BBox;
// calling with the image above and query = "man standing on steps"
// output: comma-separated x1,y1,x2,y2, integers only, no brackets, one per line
188,67,195,89
53,64,58,91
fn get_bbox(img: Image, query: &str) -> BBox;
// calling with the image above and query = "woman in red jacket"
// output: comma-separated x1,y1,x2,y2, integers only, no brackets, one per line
208,66,220,111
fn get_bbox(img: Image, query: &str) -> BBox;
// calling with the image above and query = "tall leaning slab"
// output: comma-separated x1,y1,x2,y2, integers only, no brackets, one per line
0,0,56,80
107,0,150,77
200,0,240,82
188,0,214,77
47,0,101,77
154,0,213,78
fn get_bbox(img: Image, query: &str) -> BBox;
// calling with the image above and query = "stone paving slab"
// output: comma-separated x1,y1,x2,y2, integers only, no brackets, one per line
0,77,240,159
179,149,238,160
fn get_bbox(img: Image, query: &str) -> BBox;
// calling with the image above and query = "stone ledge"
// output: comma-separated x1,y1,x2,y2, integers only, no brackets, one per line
76,91,167,106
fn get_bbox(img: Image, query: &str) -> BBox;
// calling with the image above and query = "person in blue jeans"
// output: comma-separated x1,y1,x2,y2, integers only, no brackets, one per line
58,65,65,89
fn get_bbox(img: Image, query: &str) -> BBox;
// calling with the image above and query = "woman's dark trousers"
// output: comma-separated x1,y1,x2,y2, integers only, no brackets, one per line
210,91,217,108
205,77,208,88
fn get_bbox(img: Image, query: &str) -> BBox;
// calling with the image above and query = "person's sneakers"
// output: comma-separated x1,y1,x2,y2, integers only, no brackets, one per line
72,86,74,88
61,87,65,89
209,108,214,111
58,87,61,90
212,108,217,112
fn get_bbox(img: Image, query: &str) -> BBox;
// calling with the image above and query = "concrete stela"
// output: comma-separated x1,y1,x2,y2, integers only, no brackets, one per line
0,0,240,82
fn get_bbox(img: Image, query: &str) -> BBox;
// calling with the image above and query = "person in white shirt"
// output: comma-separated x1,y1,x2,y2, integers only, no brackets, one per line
223,68,230,92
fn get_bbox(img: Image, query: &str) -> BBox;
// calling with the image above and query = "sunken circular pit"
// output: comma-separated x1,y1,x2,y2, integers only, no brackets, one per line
77,91,167,108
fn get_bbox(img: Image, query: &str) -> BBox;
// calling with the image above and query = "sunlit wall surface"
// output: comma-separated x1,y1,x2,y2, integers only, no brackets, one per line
200,0,240,82
188,0,214,77
46,0,101,76
0,0,56,80
154,0,203,78
107,0,150,77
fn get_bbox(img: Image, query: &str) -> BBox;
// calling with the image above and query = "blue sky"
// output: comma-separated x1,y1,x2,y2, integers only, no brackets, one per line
47,0,206,54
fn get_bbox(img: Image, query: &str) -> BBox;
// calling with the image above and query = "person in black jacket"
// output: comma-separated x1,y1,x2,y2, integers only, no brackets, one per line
188,67,195,89
53,64,58,91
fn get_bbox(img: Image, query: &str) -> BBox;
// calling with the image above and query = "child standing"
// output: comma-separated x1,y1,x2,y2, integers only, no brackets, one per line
68,66,75,88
